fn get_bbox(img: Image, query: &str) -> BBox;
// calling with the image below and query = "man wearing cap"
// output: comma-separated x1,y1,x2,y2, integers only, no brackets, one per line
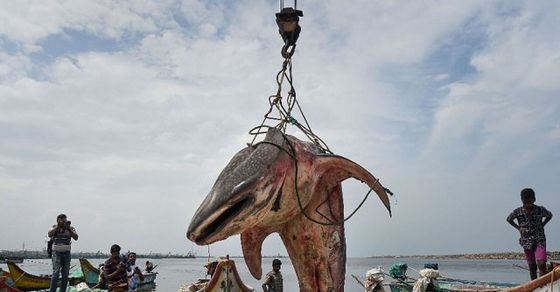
47,213,78,292
262,258,283,292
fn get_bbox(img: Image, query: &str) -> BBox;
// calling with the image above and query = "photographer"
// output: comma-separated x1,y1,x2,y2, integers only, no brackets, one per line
47,213,78,292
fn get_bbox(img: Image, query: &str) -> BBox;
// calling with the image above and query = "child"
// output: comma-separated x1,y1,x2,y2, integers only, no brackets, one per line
507,188,553,279
262,259,283,292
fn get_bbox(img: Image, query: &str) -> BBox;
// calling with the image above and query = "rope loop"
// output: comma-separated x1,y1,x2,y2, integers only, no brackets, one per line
249,126,387,226
282,44,296,59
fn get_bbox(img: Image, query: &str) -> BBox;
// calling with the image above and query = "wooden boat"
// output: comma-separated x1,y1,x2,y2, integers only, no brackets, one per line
6,261,83,291
507,265,560,292
388,282,508,292
79,257,101,286
1,268,11,279
79,258,158,288
6,260,51,291
179,258,254,292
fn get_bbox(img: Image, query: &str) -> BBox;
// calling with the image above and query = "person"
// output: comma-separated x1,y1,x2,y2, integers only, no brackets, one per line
507,188,553,279
103,244,128,291
262,259,283,292
47,214,78,292
185,260,219,292
364,267,385,292
205,260,219,277
145,260,157,273
126,252,145,290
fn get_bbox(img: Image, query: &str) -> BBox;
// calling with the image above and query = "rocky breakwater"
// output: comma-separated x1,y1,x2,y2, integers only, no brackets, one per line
463,251,560,260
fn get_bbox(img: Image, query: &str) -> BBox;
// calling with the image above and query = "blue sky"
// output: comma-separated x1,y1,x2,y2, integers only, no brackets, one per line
1,1,559,259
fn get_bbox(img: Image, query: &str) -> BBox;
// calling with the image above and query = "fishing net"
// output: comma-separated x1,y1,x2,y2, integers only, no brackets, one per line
389,262,408,280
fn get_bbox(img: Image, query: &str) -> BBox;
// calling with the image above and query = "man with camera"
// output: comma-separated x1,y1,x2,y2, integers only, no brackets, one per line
47,214,78,292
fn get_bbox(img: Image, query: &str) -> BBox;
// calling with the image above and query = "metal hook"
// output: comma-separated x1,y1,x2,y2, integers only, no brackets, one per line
276,5,303,58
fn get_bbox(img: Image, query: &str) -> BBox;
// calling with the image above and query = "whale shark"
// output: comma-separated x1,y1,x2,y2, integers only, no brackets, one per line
187,127,391,291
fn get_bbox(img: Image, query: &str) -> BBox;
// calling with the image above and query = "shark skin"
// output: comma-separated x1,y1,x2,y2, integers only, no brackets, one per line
187,127,391,292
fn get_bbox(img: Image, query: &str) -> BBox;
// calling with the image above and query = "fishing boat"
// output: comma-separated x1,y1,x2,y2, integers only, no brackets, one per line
79,257,101,287
387,281,508,292
6,261,82,291
179,257,254,292
78,258,158,288
506,265,560,292
6,260,52,290
381,262,516,292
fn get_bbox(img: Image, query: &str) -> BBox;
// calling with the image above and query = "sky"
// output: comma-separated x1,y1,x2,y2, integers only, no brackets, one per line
1,1,559,258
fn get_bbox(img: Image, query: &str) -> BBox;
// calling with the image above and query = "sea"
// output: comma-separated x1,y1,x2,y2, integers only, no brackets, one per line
0,257,532,291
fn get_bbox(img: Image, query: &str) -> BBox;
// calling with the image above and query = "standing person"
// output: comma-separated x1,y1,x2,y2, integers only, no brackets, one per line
104,244,128,291
262,259,283,292
507,188,553,279
126,252,144,291
47,214,78,292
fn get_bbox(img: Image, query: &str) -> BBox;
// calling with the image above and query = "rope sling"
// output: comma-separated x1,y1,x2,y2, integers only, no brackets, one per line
248,1,393,226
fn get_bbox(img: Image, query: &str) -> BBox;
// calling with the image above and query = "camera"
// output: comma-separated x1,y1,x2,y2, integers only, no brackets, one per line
66,221,71,226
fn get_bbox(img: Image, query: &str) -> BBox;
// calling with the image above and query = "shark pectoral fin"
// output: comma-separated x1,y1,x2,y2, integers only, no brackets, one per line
241,227,276,279
316,155,392,216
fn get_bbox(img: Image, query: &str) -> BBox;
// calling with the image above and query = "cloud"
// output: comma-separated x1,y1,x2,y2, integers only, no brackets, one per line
1,1,559,258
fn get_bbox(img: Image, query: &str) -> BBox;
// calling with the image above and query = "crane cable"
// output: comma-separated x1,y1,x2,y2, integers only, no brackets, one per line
248,1,393,226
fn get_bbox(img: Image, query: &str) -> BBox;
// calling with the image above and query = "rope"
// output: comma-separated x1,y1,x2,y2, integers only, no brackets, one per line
247,15,393,225
13,271,26,286
252,127,387,226
551,267,555,292
249,58,331,155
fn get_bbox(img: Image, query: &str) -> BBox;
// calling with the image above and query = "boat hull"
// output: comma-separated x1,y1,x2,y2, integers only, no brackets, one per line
6,261,83,291
387,281,508,292
180,259,254,292
0,276,22,292
6,261,51,291
78,258,100,286
507,266,560,292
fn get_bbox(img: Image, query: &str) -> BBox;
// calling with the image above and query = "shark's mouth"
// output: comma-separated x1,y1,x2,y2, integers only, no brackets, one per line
195,195,254,243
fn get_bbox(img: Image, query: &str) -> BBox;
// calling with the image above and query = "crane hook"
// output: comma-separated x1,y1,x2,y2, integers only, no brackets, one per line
276,1,303,58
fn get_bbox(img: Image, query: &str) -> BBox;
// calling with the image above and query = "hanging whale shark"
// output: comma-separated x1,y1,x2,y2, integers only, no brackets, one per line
187,127,391,292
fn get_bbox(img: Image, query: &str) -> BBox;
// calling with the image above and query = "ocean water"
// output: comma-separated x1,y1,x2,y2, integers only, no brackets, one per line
0,257,531,291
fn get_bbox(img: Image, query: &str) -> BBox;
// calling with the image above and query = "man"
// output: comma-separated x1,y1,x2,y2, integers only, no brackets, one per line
145,260,156,273
47,214,78,292
262,258,283,292
126,252,144,290
507,188,553,279
103,244,128,291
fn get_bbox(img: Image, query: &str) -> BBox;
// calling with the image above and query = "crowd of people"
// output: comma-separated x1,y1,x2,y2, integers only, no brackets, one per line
47,214,152,292
91,244,146,291
47,186,553,292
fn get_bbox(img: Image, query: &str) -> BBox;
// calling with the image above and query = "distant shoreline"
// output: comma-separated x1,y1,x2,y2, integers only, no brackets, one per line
2,250,559,261
368,251,560,260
